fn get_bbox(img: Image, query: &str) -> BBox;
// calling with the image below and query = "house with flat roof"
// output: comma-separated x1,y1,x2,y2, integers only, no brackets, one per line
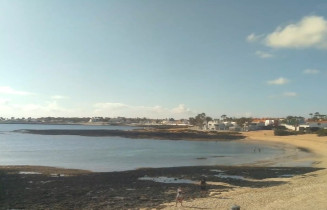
299,120,327,131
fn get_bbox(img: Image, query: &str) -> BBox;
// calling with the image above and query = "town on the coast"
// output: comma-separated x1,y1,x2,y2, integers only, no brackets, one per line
2,112,327,136
1,112,327,209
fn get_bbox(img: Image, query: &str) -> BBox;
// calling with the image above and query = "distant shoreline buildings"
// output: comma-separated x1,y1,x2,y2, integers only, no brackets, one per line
1,114,327,132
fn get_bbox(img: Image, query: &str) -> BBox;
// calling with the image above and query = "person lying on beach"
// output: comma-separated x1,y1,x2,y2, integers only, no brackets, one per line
176,187,183,207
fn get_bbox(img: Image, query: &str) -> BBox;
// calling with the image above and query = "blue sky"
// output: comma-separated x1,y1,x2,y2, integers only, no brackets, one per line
1,0,327,119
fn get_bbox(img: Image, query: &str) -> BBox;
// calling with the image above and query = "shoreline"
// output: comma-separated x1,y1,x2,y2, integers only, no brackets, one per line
1,130,326,209
242,130,326,168
161,130,327,209
237,138,316,167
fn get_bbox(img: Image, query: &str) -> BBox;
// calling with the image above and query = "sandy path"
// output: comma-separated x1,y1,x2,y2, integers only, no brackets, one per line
161,131,327,210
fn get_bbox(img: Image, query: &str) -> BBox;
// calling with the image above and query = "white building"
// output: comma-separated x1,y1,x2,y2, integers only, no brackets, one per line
299,121,327,130
206,120,240,131
265,120,274,126
229,124,241,131
206,120,223,130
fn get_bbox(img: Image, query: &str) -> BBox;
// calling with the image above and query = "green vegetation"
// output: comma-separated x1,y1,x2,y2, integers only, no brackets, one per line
308,112,327,121
281,116,304,126
234,117,253,127
274,129,296,136
189,113,253,129
317,129,327,137
189,113,210,128
274,128,304,136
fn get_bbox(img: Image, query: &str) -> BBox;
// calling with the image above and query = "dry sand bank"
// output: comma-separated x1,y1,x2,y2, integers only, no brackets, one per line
162,130,327,210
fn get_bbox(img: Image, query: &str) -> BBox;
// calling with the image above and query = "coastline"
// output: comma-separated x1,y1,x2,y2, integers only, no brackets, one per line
161,130,327,209
1,130,326,209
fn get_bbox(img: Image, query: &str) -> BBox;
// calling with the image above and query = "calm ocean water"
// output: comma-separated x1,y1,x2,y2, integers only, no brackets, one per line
0,124,286,172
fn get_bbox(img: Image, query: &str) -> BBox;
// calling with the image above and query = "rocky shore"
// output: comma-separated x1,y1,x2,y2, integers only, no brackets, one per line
14,128,245,140
0,165,320,209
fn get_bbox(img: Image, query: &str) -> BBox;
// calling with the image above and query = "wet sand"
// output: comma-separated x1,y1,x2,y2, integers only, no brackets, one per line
0,165,320,210
1,130,326,209
162,130,327,209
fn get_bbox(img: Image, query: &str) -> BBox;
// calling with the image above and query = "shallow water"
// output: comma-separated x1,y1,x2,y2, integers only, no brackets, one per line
0,124,290,172
138,176,195,184
214,174,245,180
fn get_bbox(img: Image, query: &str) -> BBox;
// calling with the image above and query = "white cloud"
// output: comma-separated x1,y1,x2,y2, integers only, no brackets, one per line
246,33,264,42
267,77,289,85
283,92,297,97
269,92,297,98
93,102,194,119
0,99,194,119
0,86,34,95
255,50,273,58
265,15,327,49
19,101,65,113
51,95,69,100
171,104,192,114
0,100,74,118
0,98,10,105
303,69,320,74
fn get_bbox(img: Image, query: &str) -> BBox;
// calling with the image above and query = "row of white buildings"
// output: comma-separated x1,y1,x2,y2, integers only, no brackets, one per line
204,119,327,131
282,121,327,131
204,119,277,131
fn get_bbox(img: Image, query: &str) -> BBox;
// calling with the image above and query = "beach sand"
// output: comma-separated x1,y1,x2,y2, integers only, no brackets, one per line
161,130,327,210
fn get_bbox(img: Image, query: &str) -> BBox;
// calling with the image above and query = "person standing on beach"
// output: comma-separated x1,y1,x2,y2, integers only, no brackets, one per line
200,177,207,196
176,187,183,207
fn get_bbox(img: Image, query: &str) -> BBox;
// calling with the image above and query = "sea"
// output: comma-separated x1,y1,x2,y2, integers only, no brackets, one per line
0,124,289,172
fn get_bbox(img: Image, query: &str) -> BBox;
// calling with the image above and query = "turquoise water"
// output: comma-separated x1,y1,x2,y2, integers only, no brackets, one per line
0,124,285,172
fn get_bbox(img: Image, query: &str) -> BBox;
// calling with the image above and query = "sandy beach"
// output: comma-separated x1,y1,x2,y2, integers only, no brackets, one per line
1,130,326,209
162,130,327,210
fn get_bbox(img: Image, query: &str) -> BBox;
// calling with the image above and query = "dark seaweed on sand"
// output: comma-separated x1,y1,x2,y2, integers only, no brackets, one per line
0,166,321,209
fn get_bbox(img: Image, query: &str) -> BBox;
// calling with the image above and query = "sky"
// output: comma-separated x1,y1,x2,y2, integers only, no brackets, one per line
1,0,327,119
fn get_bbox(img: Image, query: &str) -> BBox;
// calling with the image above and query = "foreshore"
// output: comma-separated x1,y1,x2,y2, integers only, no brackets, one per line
1,130,326,209
161,130,327,209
